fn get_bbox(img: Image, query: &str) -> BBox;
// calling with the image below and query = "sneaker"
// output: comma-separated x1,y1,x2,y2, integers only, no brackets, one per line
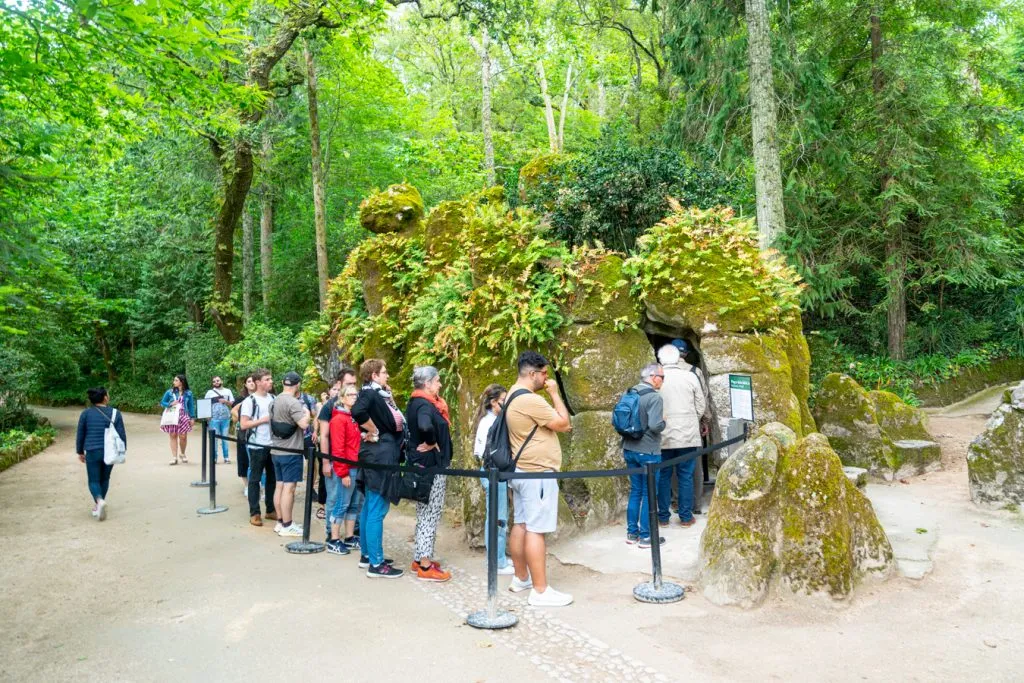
243,484,249,497
250,514,263,527
625,533,639,545
344,536,360,550
367,563,404,579
91,507,99,518
326,539,351,555
264,511,279,521
508,575,533,593
497,564,515,576
528,586,573,607
224,459,231,464
96,499,107,522
358,555,393,569
274,522,283,533
638,536,667,549
411,560,441,572
414,563,451,582
279,524,304,537
679,517,697,528
659,519,669,528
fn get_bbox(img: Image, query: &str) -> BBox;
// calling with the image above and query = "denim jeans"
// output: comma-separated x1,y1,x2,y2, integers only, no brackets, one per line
247,445,276,517
85,449,112,501
657,447,698,523
361,489,390,566
209,418,231,462
479,476,510,568
623,450,661,538
328,471,362,526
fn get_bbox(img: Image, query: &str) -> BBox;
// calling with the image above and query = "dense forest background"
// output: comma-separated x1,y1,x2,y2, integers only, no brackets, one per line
2,0,1023,433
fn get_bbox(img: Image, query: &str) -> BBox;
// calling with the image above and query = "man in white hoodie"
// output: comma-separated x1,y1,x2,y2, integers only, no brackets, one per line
655,342,707,527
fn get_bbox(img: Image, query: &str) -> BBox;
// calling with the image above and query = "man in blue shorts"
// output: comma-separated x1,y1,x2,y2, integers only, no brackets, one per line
270,371,311,537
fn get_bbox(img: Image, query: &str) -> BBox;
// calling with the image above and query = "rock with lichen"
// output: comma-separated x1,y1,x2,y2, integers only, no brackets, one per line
699,424,893,608
967,381,1024,509
359,183,425,235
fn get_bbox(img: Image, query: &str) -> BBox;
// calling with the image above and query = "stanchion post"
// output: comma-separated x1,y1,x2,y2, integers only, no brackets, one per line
191,420,211,487
633,461,684,603
467,468,517,630
286,445,324,554
197,429,227,515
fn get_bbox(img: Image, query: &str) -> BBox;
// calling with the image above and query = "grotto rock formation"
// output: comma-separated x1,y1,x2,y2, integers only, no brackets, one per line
967,380,1024,509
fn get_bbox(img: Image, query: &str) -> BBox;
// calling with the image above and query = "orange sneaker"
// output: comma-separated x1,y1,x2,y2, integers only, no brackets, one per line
415,564,451,582
411,560,441,572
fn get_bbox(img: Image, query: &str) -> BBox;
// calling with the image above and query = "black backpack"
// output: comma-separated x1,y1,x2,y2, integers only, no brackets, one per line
483,389,538,473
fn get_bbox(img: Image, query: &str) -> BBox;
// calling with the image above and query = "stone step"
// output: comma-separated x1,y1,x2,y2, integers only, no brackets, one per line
892,439,941,466
843,466,868,489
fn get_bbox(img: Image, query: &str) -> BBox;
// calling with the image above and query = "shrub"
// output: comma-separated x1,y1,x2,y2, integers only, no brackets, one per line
217,321,309,389
0,347,42,431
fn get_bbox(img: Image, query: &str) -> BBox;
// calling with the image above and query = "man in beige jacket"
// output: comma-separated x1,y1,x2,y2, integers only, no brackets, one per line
655,342,707,527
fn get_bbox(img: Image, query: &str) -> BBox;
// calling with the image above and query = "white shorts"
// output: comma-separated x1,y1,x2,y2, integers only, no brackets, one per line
509,471,559,534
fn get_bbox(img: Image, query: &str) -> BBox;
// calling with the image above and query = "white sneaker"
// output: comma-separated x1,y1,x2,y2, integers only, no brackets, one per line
497,564,515,576
274,522,283,533
96,499,107,522
279,524,304,537
528,586,573,607
243,484,248,497
91,507,99,518
508,574,533,593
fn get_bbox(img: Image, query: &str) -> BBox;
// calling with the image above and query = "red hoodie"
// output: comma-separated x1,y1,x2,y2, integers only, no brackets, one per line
329,406,361,477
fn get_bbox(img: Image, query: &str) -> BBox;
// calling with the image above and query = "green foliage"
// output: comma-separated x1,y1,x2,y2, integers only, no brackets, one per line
0,347,42,432
521,126,741,251
216,322,310,388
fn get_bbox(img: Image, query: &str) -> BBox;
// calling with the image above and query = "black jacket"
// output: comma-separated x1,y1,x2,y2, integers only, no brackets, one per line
76,405,127,454
351,386,400,436
405,396,453,469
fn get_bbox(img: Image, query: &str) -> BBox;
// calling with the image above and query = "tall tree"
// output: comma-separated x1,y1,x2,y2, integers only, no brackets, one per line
537,60,560,152
305,40,330,309
242,203,255,322
470,29,496,185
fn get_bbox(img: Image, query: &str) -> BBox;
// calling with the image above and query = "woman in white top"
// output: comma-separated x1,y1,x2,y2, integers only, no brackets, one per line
474,383,513,575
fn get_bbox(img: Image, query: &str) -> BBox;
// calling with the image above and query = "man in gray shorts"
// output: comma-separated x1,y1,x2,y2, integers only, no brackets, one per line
505,351,574,607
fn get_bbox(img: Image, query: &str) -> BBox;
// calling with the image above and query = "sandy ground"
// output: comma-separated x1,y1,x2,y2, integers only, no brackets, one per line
2,403,1023,682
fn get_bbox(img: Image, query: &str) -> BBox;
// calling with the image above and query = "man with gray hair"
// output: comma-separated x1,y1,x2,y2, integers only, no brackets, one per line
655,342,707,527
620,362,666,548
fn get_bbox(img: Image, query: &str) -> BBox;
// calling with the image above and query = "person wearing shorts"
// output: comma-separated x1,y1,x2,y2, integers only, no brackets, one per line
505,351,574,607
270,371,310,537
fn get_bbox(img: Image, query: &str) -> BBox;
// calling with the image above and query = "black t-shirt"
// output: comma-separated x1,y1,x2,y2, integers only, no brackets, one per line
317,398,335,423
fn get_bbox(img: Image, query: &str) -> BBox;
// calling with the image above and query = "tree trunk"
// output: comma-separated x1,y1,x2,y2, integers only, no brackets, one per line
305,41,329,310
745,0,786,250
479,31,495,185
596,80,607,120
260,186,274,314
242,202,254,322
209,139,254,343
632,45,643,132
557,59,574,152
537,61,559,153
94,322,116,384
871,6,906,360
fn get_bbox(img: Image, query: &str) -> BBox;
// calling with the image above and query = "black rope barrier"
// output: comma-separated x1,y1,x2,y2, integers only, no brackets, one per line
211,422,750,622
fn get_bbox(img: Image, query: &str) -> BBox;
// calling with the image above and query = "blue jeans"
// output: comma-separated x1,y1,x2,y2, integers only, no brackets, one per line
328,471,363,527
361,489,390,566
323,469,336,539
479,477,510,569
209,419,231,462
657,447,698,523
624,450,661,538
85,449,112,502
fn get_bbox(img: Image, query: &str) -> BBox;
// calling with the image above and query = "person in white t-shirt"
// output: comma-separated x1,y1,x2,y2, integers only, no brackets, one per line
473,383,513,575
239,369,278,527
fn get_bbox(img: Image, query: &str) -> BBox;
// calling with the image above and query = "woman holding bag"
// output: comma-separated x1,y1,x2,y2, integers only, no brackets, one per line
160,374,195,465
76,387,127,521
406,365,453,583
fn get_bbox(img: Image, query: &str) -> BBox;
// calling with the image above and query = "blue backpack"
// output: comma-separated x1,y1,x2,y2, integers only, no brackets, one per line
612,386,654,439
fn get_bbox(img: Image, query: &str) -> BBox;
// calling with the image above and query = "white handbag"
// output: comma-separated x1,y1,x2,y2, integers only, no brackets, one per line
160,403,180,427
99,407,127,465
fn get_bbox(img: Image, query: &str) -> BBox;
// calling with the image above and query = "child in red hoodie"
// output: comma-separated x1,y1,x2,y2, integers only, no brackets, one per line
327,386,363,553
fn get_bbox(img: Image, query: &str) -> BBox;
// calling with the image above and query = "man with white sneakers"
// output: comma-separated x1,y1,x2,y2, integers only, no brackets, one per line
505,351,574,607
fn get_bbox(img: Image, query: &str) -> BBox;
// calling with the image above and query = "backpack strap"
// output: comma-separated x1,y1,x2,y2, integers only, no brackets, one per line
93,405,115,426
503,389,540,470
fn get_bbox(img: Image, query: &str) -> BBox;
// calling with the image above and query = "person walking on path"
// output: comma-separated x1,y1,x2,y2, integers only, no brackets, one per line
620,364,666,548
269,371,310,537
230,375,257,496
160,374,195,465
76,387,127,521
352,359,404,579
240,370,278,527
655,343,707,527
205,376,234,465
473,383,514,575
406,366,454,582
505,350,574,607
326,385,362,555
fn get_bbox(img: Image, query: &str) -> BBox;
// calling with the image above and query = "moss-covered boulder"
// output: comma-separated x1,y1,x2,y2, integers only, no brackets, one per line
813,374,940,479
518,153,570,205
423,187,506,265
784,317,816,434
554,324,652,412
358,183,425,235
556,411,629,535
699,424,893,608
967,381,1024,508
566,253,639,325
703,333,803,436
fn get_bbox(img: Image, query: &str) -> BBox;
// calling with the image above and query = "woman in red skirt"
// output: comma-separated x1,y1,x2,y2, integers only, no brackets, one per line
160,374,196,465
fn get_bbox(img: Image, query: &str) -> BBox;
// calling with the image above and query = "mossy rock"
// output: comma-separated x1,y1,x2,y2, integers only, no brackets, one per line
699,424,893,607
967,385,1024,508
703,333,802,435
553,324,653,413
783,316,815,435
518,153,570,204
351,247,389,317
358,183,425,235
360,323,402,373
566,253,639,326
556,411,629,534
424,188,507,265
869,390,932,442
812,373,892,475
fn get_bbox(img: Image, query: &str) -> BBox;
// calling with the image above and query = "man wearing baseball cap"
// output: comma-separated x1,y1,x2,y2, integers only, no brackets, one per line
270,371,311,537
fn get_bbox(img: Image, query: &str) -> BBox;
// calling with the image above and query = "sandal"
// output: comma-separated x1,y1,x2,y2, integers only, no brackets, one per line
316,506,325,520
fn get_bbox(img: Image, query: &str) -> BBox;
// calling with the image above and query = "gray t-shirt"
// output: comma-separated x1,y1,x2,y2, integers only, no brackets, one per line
270,392,308,456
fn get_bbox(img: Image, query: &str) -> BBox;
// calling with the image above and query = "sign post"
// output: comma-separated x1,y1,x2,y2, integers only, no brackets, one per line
191,398,213,488
729,374,754,422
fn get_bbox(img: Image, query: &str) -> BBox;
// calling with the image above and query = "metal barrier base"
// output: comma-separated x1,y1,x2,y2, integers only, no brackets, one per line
286,541,325,554
191,481,211,488
633,581,685,604
466,609,518,629
197,505,228,515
